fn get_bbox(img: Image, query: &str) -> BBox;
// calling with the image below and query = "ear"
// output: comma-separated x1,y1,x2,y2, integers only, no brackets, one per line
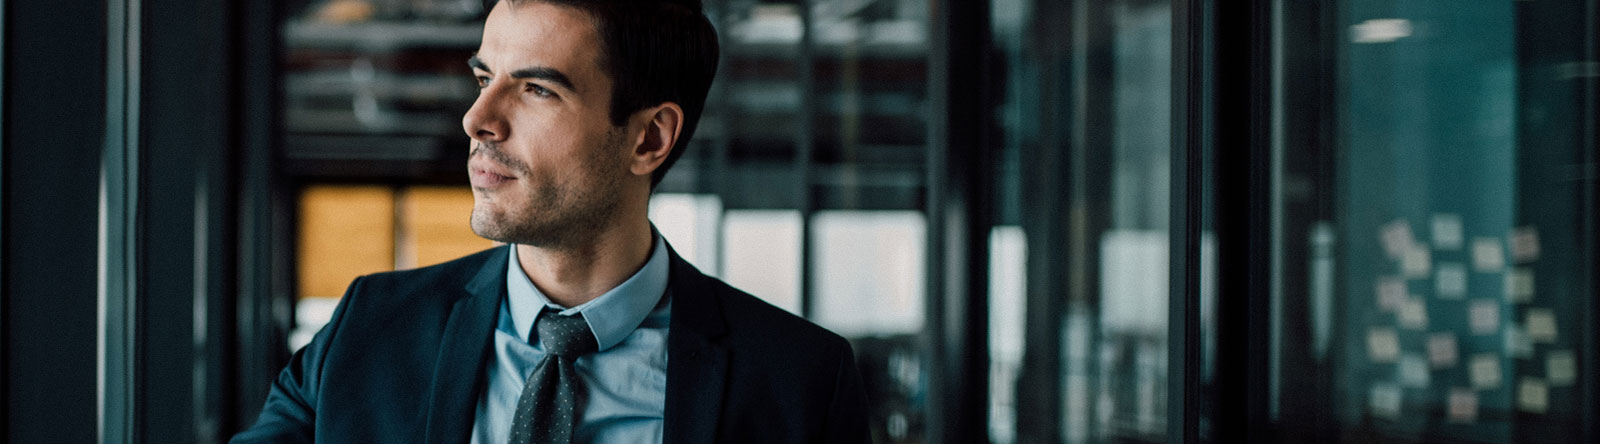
628,102,684,178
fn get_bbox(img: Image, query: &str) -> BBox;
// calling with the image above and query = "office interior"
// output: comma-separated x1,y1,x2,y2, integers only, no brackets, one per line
3,0,1598,442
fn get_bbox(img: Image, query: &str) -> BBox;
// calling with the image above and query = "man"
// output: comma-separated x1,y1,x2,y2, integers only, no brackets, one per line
232,0,871,442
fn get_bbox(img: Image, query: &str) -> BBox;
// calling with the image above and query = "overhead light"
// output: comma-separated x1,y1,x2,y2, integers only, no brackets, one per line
1350,18,1412,44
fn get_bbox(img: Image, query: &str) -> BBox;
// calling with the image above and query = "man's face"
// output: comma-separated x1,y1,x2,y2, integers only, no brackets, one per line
464,1,631,248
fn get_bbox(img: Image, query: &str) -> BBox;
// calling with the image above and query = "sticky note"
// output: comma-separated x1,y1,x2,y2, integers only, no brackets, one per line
1432,214,1464,250
1399,297,1428,330
1448,388,1478,423
1473,238,1505,272
1376,277,1406,312
1506,326,1534,359
1518,378,1549,414
1382,220,1414,259
1403,246,1432,279
1399,354,1431,388
1428,333,1458,368
1527,309,1558,343
1470,354,1502,390
1469,300,1500,335
1548,350,1576,387
1510,226,1540,263
1505,268,1534,304
1435,263,1466,299
1368,327,1400,363
1370,383,1403,420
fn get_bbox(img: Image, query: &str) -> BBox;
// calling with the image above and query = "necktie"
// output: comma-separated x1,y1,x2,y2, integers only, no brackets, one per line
509,310,598,444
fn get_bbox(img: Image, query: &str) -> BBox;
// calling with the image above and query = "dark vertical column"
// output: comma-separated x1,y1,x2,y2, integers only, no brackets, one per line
138,0,238,441
1014,0,1071,441
2,1,109,442
1168,0,1202,442
232,0,290,431
796,0,817,319
1584,1,1599,441
926,0,994,442
1208,0,1273,441
1272,0,1339,441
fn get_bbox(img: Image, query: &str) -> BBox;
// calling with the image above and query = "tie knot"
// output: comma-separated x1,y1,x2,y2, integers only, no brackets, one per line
536,310,598,357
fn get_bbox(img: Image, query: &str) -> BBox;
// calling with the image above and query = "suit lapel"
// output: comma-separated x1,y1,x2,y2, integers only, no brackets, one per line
424,246,508,444
662,246,730,444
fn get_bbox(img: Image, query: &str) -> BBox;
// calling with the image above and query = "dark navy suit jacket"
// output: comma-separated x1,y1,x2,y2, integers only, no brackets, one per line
232,245,871,444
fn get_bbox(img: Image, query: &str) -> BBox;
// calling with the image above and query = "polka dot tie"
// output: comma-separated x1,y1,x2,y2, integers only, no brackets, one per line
508,309,598,444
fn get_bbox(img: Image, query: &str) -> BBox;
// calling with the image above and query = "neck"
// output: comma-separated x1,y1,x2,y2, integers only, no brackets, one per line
515,206,653,308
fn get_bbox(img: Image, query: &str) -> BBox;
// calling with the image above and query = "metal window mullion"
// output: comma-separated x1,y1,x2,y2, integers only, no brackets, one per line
1582,0,1599,439
100,0,142,441
1168,0,1203,441
797,0,816,320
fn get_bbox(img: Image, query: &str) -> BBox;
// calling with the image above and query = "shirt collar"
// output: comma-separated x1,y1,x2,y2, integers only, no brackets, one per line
505,229,670,352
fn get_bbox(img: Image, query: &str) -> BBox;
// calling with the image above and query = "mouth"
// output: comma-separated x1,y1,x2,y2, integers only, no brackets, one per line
468,160,517,189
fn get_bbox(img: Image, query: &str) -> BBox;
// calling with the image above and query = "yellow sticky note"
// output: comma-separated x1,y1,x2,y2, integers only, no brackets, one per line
1368,328,1400,363
1518,378,1549,414
1469,299,1499,335
1448,388,1478,424
1473,238,1505,272
1527,309,1558,344
1428,333,1458,368
1470,354,1502,390
1403,246,1432,279
1370,384,1403,420
1399,297,1428,330
1548,350,1576,387
1432,214,1463,250
1510,226,1540,263
1435,263,1467,299
1505,268,1534,304
1376,277,1406,312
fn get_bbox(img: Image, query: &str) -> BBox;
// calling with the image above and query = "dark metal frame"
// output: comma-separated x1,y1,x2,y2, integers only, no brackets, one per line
926,0,995,442
1206,0,1274,441
3,1,111,441
1169,0,1204,441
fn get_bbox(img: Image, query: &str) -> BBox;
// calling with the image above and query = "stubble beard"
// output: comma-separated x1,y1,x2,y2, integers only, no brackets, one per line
468,129,630,250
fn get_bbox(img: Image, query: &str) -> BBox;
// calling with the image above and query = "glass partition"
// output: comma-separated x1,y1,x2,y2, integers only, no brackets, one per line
1272,0,1598,442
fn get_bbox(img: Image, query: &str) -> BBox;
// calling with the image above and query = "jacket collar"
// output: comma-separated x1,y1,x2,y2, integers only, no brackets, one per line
422,243,732,444
424,246,507,444
660,242,730,444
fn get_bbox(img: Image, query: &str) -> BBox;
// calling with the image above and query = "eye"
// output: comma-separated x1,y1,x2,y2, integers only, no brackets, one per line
475,76,491,89
525,83,556,98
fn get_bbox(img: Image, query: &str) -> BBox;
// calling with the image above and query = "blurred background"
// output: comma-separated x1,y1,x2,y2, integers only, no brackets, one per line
3,0,1599,443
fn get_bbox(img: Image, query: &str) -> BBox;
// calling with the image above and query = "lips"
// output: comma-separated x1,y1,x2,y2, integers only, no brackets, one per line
468,160,516,189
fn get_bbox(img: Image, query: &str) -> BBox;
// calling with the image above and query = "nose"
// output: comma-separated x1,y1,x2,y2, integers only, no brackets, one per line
462,90,508,144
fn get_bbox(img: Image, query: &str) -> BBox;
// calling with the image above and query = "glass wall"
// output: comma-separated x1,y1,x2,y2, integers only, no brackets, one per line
269,0,1595,443
1272,0,1597,442
988,0,1180,442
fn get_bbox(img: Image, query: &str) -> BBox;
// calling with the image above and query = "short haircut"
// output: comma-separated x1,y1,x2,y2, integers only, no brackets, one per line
500,0,720,188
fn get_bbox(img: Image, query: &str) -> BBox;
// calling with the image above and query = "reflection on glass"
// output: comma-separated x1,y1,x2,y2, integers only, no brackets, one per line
988,226,1027,444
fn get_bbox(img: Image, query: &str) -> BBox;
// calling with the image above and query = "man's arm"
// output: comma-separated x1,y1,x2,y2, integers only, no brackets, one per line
230,277,362,444
824,339,873,444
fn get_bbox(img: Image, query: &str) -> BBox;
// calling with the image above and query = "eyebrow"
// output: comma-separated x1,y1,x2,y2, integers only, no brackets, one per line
467,55,578,93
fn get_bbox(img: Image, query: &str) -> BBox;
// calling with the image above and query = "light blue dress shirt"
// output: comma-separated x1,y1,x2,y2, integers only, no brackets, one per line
470,234,671,444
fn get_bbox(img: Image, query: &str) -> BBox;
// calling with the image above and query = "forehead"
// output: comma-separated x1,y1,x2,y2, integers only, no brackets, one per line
477,2,606,86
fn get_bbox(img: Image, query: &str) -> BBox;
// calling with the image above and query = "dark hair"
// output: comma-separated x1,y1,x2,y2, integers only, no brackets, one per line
501,0,720,188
